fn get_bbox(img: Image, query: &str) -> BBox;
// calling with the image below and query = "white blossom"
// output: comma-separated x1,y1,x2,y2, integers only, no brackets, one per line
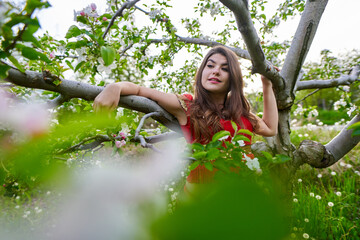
315,195,321,200
303,233,309,239
149,9,161,19
328,202,334,207
97,57,117,74
76,47,87,62
331,171,336,176
347,105,357,117
336,191,341,196
333,98,347,110
309,192,315,197
243,154,261,171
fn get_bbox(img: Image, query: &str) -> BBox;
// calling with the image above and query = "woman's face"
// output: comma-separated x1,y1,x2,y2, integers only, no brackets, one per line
201,53,230,97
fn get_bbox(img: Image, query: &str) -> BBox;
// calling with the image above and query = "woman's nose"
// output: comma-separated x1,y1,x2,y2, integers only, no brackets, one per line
212,66,220,74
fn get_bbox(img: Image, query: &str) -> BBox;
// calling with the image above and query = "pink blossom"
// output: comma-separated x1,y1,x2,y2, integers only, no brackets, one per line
80,11,85,16
119,132,126,139
49,52,55,59
102,17,107,21
115,140,126,148
90,3,97,11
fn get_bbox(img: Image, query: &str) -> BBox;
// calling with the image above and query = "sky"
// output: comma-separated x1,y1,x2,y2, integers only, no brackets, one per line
21,0,360,91
33,0,360,61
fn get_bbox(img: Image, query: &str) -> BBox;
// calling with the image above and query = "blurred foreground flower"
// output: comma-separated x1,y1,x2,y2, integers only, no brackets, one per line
0,90,51,138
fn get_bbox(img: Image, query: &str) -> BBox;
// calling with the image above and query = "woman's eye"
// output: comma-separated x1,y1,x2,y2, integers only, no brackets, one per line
207,64,214,68
222,68,229,72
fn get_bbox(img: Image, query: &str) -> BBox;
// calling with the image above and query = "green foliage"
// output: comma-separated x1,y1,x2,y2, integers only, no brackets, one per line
317,109,350,125
291,163,360,239
0,112,134,196
152,174,289,240
348,121,360,137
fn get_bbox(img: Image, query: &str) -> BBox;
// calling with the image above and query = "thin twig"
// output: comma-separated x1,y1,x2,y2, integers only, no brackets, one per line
295,89,320,105
102,0,141,39
47,94,72,108
134,112,162,152
57,134,113,154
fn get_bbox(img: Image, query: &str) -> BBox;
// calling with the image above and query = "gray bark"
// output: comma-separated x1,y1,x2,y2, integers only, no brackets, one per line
281,0,328,105
295,66,360,91
5,68,181,132
150,37,251,60
324,115,360,165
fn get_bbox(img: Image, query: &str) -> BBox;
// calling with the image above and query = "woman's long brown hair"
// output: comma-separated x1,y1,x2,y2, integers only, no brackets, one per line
189,46,258,143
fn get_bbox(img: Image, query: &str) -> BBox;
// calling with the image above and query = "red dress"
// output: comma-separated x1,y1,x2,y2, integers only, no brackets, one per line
178,94,254,184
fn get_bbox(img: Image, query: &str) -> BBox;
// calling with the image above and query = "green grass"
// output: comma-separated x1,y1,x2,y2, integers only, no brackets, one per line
288,126,360,239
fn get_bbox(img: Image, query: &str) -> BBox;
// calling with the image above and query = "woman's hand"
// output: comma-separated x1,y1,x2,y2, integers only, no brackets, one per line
93,83,121,112
260,66,280,86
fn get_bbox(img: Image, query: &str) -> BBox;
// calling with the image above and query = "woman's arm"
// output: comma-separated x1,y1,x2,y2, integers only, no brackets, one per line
93,82,187,124
253,76,278,137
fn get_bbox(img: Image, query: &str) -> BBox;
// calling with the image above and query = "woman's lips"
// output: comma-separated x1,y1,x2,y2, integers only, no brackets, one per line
209,78,221,84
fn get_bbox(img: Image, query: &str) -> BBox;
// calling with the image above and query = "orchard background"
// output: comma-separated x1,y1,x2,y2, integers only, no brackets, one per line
0,0,359,239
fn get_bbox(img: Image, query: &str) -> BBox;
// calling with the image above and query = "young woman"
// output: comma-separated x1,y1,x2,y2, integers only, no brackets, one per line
93,46,278,190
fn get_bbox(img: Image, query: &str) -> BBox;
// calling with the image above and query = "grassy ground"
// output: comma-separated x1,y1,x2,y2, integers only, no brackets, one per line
289,124,360,240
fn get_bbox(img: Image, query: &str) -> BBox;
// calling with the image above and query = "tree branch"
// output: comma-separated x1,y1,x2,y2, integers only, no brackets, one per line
219,0,284,92
57,134,113,154
134,112,162,152
4,68,181,132
145,131,182,144
47,94,72,108
294,115,360,168
150,37,251,60
295,66,360,91
102,0,141,39
324,114,360,165
294,89,320,105
282,0,328,99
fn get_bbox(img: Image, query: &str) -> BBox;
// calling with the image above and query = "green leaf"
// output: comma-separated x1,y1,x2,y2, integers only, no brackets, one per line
231,120,238,133
0,51,7,59
65,60,74,70
232,134,250,143
25,0,51,13
189,161,200,171
273,154,291,164
211,130,230,142
192,143,205,151
0,64,11,79
261,151,273,162
205,141,222,150
237,129,254,136
65,25,82,39
348,122,360,136
204,162,213,171
21,47,51,63
212,159,230,173
207,148,220,160
8,55,25,72
193,151,207,160
101,46,116,66
74,61,85,72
